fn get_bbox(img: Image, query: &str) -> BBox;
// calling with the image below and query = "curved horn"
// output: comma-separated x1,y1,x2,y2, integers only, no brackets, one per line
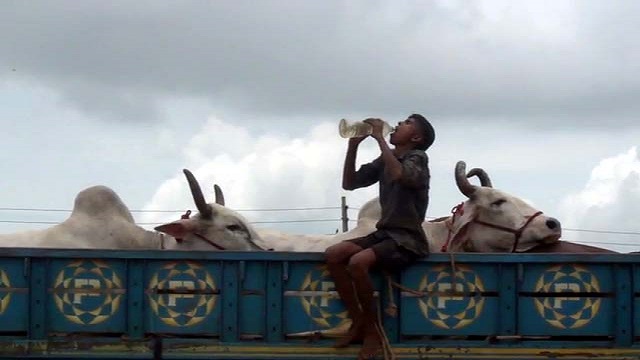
455,161,477,198
466,168,493,188
213,184,225,206
183,169,213,218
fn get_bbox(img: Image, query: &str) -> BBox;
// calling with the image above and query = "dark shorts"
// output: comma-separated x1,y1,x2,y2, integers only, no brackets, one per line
348,230,419,273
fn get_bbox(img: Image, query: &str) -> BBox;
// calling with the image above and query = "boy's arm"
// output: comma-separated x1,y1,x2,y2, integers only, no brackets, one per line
342,137,383,190
365,119,404,181
342,137,366,190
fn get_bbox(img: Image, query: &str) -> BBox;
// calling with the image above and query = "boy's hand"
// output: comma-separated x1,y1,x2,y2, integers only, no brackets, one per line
348,135,367,146
364,118,385,140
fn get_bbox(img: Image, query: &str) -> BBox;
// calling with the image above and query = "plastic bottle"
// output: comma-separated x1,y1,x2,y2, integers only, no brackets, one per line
338,119,394,138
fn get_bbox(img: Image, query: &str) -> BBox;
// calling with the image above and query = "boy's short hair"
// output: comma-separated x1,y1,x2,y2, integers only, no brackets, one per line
409,114,435,150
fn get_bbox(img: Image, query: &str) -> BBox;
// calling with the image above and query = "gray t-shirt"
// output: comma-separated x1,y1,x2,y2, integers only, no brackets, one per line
352,149,430,256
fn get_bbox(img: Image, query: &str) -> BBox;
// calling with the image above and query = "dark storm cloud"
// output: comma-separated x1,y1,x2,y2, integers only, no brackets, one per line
1,0,639,125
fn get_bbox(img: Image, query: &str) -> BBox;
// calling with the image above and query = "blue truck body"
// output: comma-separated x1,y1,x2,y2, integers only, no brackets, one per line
0,248,639,359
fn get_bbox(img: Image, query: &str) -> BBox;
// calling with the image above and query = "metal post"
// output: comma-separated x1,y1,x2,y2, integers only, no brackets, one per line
341,196,349,232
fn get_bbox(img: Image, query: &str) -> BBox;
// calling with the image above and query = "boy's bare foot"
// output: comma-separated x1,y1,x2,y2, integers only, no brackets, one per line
358,328,382,359
333,320,364,348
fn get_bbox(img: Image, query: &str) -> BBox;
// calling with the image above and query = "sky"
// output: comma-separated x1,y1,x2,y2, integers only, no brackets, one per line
1,0,639,252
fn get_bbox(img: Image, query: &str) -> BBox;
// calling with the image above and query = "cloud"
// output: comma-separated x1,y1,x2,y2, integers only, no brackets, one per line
140,116,640,240
2,1,640,126
559,147,640,252
140,117,380,234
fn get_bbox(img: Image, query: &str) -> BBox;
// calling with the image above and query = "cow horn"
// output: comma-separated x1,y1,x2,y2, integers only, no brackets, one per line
214,184,225,206
466,168,493,188
455,161,477,197
183,169,213,219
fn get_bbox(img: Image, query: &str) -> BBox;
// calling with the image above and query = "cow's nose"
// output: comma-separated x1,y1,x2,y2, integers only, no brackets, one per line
545,218,561,230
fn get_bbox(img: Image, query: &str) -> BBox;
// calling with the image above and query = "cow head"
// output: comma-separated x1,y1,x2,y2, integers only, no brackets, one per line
447,161,562,252
154,169,267,251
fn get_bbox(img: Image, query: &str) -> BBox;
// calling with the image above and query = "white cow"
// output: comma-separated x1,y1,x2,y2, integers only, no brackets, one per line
0,170,267,251
432,161,562,252
255,161,562,253
256,199,380,252
0,161,561,254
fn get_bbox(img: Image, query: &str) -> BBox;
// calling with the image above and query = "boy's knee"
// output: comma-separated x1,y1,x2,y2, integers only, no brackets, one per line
324,244,341,264
348,252,373,276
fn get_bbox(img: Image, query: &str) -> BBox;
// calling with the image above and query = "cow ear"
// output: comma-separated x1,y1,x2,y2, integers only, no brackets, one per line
154,220,196,238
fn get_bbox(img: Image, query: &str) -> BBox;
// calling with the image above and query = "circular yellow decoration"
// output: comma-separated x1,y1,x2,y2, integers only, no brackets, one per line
533,264,601,329
299,266,349,329
417,264,485,329
148,261,217,327
53,260,123,325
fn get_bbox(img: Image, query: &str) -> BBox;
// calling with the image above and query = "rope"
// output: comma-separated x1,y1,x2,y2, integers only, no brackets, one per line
440,203,464,252
384,275,398,317
384,252,460,317
376,297,396,360
369,252,460,360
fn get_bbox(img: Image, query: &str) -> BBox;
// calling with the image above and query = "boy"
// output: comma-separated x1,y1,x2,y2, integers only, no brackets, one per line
324,114,435,359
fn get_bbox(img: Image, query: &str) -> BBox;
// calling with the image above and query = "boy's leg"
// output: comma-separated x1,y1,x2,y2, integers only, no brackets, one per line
324,241,367,346
348,248,381,359
349,238,420,359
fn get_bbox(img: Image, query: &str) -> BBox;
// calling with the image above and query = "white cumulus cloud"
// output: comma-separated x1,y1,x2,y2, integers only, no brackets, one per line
559,146,640,252
140,117,380,234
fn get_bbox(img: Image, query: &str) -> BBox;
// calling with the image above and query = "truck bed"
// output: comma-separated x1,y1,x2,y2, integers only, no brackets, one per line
0,248,638,359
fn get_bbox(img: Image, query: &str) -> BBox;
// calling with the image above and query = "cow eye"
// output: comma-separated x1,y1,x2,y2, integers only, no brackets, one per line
226,224,243,232
491,199,506,207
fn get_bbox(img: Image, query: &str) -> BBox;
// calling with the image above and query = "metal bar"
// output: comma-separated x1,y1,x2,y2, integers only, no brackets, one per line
146,288,220,295
239,260,246,283
282,261,289,282
222,261,239,342
615,263,632,346
23,257,30,277
266,261,283,343
284,290,379,297
0,288,28,294
127,259,145,340
48,288,127,295
3,248,640,263
499,264,517,337
28,257,47,340
341,196,348,232
400,291,495,298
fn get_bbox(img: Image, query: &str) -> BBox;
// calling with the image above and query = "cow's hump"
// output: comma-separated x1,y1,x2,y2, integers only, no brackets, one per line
71,185,135,222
